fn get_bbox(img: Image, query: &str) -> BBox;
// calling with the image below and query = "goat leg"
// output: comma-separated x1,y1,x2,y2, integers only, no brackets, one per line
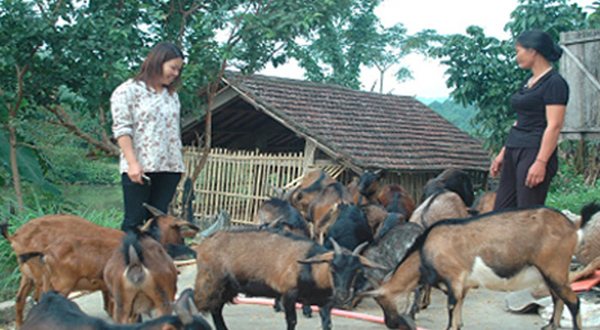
211,303,228,330
318,301,333,330
281,291,298,330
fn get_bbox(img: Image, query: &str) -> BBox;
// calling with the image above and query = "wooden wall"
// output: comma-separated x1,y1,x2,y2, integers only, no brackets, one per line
560,29,600,141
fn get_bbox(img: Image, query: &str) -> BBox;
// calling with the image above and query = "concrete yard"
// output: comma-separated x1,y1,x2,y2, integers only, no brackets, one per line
3,263,590,330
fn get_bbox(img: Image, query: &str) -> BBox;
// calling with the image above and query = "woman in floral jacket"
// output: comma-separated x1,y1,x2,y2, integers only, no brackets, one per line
110,42,185,232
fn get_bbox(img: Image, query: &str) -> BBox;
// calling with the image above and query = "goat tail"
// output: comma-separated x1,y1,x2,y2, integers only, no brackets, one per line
0,222,9,240
580,202,600,229
122,235,147,286
18,252,44,264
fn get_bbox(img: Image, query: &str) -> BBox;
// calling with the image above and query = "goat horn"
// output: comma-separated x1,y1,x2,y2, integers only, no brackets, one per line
143,203,165,217
329,238,343,255
267,215,285,229
139,218,155,233
352,241,369,256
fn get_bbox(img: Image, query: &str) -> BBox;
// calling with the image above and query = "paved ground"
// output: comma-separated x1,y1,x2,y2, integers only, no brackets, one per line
3,263,579,330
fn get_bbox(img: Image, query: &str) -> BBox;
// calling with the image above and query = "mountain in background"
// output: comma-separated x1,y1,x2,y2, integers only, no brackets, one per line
425,98,481,137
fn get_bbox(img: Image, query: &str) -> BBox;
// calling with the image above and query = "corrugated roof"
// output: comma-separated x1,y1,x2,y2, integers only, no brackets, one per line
224,72,490,172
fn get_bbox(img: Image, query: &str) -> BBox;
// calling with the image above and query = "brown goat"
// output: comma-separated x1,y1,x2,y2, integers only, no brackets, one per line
307,182,352,242
360,203,391,236
290,168,336,216
103,233,178,324
409,190,470,228
193,228,383,330
2,211,197,326
377,184,416,219
473,190,497,215
1,214,122,326
348,170,383,206
362,206,585,330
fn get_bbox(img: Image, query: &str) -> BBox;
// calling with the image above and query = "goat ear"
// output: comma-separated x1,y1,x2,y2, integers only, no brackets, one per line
172,302,194,325
298,251,334,264
358,256,388,271
172,218,200,232
143,203,166,217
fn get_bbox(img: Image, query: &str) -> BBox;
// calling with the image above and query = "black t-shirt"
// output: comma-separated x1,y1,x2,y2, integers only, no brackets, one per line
505,69,569,148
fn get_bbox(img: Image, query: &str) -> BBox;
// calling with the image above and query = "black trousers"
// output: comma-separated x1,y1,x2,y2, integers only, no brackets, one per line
120,172,182,233
493,147,558,211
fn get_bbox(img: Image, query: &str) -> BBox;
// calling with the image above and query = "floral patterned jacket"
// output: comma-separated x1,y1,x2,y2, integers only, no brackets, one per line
110,79,185,174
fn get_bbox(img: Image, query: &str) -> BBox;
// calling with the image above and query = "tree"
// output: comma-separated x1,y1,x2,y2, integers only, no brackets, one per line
430,0,596,154
289,0,439,91
0,0,353,212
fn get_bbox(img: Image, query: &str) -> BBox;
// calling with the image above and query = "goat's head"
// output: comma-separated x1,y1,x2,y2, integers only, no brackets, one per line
298,239,385,309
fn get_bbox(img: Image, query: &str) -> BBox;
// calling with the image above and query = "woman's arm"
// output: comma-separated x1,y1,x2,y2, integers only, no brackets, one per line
525,105,566,188
490,121,518,177
116,135,144,184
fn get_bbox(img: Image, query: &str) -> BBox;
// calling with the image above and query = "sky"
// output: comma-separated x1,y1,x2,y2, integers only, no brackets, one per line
259,0,596,101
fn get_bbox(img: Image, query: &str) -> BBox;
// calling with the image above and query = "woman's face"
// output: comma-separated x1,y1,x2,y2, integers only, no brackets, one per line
161,57,183,86
515,44,536,69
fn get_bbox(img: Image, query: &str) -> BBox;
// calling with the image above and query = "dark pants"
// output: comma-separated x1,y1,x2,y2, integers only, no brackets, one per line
493,147,558,211
121,172,182,233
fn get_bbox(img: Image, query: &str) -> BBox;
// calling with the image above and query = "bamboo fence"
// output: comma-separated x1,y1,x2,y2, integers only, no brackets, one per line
176,147,305,225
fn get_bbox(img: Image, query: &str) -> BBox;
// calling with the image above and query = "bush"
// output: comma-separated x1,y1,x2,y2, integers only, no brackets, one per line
45,146,120,185
546,161,600,214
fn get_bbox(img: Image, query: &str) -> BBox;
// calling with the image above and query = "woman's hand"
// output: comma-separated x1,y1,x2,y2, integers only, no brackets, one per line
127,161,145,185
490,153,503,177
526,160,546,188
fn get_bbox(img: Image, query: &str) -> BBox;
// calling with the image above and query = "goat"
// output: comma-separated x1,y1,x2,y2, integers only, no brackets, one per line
377,184,416,219
253,197,310,238
20,289,211,330
362,206,587,330
290,169,336,217
323,203,373,252
2,208,197,326
192,227,384,330
307,182,352,241
103,232,178,324
409,190,470,229
421,168,474,207
2,214,123,326
374,213,407,240
351,221,424,309
359,203,390,237
472,190,497,215
348,170,383,205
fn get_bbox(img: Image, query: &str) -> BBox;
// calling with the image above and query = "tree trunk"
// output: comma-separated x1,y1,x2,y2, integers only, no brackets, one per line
7,124,24,211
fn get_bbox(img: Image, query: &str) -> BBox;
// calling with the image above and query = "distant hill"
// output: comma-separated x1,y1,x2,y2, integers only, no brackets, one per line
426,98,481,136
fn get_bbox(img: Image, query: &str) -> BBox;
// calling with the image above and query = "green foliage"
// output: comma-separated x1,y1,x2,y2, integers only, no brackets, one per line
546,163,600,214
430,0,597,154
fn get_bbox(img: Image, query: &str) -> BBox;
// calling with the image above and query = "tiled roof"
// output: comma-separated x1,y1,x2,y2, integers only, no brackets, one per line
225,73,490,172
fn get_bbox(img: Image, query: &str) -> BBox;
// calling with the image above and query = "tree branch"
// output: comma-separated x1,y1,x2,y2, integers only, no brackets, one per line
44,104,120,157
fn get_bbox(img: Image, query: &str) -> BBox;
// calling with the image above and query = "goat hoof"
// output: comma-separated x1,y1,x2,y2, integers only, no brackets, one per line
302,305,312,318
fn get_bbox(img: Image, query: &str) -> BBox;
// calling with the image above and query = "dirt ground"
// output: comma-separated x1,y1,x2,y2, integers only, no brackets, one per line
3,264,590,330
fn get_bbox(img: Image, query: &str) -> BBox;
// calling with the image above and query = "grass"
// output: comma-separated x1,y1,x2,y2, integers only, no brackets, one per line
0,184,123,301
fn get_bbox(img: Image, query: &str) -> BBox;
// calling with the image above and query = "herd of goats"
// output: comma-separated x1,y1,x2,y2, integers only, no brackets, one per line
2,167,600,330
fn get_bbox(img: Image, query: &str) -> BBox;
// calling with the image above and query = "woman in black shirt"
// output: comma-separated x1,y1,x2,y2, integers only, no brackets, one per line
491,30,569,210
